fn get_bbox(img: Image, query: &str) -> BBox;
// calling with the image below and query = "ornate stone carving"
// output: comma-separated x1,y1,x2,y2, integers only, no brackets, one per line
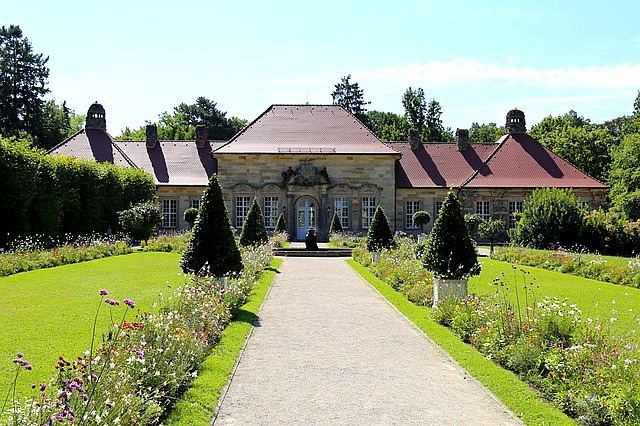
282,161,331,187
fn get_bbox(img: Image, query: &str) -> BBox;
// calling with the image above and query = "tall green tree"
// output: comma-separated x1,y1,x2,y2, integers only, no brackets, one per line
424,99,452,141
366,110,409,141
32,99,82,149
469,122,504,143
530,110,615,182
0,25,50,138
402,87,451,141
609,133,640,220
181,175,243,276
331,74,370,123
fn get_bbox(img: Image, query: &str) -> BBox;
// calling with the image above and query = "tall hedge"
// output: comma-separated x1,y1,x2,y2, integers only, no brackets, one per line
180,175,243,276
0,137,155,244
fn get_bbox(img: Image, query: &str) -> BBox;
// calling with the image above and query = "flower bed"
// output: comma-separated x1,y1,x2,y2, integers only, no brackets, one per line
1,243,273,425
0,234,131,277
433,267,640,425
492,246,640,288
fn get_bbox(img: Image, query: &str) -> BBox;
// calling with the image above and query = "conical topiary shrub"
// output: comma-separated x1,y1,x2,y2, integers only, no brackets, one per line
275,213,287,233
423,191,479,280
180,175,243,276
239,198,269,247
366,205,393,252
329,211,343,234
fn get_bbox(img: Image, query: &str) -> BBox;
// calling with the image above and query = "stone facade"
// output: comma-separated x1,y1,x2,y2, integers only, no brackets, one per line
215,153,397,240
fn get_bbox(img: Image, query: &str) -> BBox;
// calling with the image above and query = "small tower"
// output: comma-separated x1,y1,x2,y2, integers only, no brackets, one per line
505,109,526,134
85,102,106,131
455,128,469,151
195,124,208,148
145,124,158,149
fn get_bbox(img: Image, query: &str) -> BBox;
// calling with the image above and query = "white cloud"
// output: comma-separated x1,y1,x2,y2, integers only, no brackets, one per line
360,59,640,89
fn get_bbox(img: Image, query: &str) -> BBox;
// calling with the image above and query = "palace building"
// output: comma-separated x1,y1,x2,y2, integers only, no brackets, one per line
48,103,608,240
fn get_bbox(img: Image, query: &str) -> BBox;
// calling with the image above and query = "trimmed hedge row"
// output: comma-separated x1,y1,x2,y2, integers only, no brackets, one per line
0,138,155,244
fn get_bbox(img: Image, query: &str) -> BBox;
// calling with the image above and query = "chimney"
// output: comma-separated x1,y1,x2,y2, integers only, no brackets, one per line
145,124,158,149
505,109,527,134
195,124,208,148
408,128,420,150
85,102,106,131
455,128,469,151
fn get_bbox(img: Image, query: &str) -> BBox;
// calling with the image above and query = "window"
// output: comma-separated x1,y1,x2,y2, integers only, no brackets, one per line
406,200,420,229
235,196,251,228
191,199,201,210
334,197,350,229
508,201,524,229
361,197,377,229
476,201,491,221
434,201,443,221
264,196,279,228
161,199,178,228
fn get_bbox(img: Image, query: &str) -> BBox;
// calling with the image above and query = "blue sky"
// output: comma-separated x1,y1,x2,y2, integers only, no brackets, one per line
5,0,640,136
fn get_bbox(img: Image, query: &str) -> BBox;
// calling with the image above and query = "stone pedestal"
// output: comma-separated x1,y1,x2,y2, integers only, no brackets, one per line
432,278,468,306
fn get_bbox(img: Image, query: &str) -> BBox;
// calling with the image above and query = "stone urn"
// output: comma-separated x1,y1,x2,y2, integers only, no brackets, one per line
432,277,468,306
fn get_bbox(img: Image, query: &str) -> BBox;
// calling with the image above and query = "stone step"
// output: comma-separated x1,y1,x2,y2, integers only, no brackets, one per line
273,248,353,257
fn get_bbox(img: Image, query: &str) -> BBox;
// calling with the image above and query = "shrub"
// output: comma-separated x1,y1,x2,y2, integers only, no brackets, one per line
412,210,431,233
118,201,162,242
464,213,483,239
183,207,199,229
274,213,287,233
423,191,480,279
511,187,584,249
181,175,243,276
239,198,269,247
478,218,505,254
366,205,393,252
143,230,191,253
329,211,343,234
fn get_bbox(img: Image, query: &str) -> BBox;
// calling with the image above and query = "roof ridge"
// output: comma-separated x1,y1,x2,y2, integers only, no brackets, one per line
46,128,85,154
110,138,138,168
460,134,509,188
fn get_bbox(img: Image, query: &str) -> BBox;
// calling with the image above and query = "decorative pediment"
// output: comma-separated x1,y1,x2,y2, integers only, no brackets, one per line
282,161,331,187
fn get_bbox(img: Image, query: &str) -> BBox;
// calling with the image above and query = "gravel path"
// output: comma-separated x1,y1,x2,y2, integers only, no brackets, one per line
213,257,523,425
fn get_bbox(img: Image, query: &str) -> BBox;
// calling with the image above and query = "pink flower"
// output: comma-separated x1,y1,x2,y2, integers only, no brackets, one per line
123,298,136,308
105,299,120,306
99,289,109,296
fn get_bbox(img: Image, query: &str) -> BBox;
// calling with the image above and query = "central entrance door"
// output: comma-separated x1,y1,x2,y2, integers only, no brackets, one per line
296,198,317,240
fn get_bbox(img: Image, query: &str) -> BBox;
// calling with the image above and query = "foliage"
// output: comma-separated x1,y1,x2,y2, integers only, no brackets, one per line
423,191,479,279
0,137,155,242
469,122,504,143
436,266,640,425
401,87,452,142
143,230,191,253
366,205,393,252
609,133,640,220
530,110,615,182
0,244,272,425
269,231,289,248
365,110,408,142
274,213,287,234
239,198,269,247
511,187,584,249
117,201,161,242
412,210,431,233
183,207,199,228
329,232,363,248
331,74,370,123
181,175,243,276
464,213,483,239
117,97,246,141
478,218,505,254
0,234,131,277
492,245,640,288
329,211,343,234
581,208,640,256
0,25,49,140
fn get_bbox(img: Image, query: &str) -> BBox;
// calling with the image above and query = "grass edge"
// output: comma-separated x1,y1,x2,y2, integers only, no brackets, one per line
346,259,575,426
163,257,283,425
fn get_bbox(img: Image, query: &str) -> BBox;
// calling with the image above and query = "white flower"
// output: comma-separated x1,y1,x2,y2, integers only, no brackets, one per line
610,317,618,324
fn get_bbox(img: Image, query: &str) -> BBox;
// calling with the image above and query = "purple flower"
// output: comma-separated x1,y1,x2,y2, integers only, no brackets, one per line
105,299,120,306
105,401,114,409
123,298,136,309
17,352,23,358
99,289,109,296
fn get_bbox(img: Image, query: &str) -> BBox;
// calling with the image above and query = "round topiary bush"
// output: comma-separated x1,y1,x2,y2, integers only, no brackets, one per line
366,205,393,252
117,201,162,242
180,175,243,276
412,210,431,233
183,207,199,228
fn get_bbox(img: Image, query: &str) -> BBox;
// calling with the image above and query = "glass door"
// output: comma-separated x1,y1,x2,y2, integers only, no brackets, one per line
296,199,316,240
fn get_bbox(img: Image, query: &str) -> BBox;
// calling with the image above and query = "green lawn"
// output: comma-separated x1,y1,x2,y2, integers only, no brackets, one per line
0,252,185,397
470,258,640,336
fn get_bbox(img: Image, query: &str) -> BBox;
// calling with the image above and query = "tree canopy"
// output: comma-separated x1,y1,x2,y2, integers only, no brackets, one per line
401,87,452,142
469,122,504,143
331,74,370,123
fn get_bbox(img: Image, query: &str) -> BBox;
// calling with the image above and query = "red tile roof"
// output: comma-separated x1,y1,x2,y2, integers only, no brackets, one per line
393,142,497,188
463,134,608,189
213,105,399,155
394,134,607,190
48,129,222,186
